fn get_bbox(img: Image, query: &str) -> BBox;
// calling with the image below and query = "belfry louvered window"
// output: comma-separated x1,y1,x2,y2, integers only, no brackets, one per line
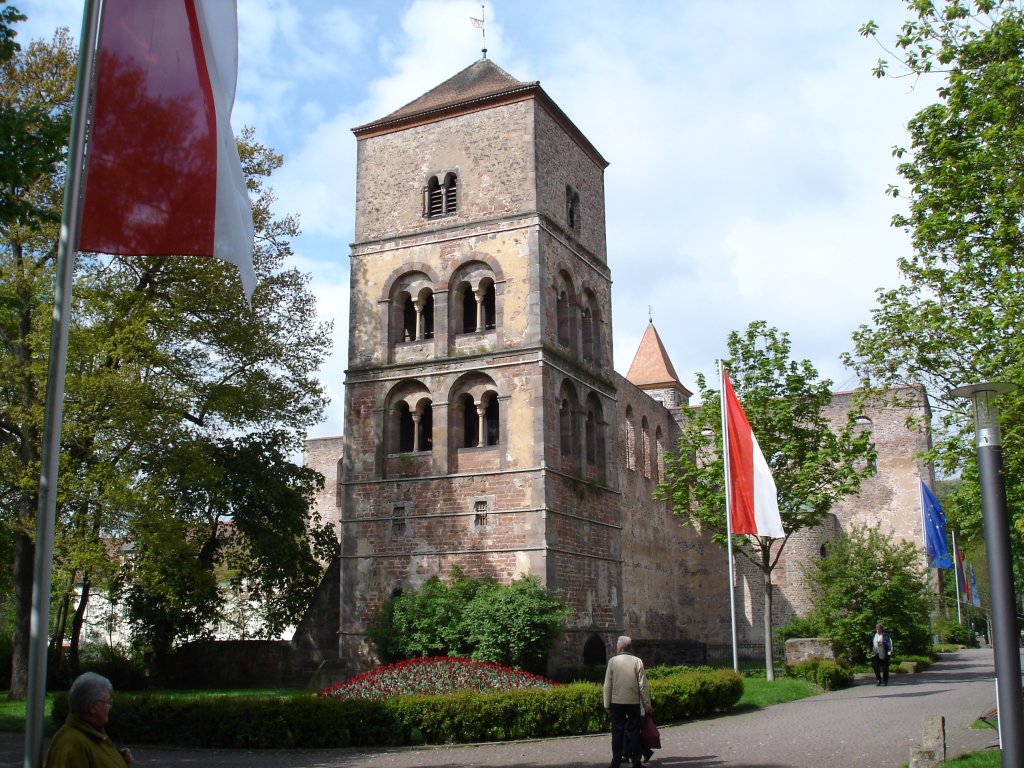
425,172,457,218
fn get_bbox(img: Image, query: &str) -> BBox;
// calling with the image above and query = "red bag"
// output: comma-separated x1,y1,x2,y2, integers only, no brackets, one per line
641,713,661,750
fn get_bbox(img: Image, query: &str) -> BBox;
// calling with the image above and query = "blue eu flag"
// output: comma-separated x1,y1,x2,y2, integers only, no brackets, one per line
921,481,952,569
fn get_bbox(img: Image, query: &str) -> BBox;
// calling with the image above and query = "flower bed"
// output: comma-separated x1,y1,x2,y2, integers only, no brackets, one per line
318,656,556,699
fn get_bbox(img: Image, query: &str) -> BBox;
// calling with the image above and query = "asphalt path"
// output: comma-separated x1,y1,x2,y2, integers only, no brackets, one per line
0,648,1007,767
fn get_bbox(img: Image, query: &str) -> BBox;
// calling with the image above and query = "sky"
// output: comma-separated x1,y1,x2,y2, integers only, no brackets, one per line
17,0,939,440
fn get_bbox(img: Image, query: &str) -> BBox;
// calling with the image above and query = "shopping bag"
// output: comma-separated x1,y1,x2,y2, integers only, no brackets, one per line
641,713,661,750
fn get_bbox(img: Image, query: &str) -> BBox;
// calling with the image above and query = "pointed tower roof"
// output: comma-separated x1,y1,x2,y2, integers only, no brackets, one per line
352,58,608,167
626,322,693,402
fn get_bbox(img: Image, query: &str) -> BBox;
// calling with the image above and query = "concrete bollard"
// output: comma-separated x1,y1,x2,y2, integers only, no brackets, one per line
909,715,946,768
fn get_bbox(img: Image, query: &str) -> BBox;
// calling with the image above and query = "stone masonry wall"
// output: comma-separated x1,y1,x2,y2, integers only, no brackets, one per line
354,100,536,243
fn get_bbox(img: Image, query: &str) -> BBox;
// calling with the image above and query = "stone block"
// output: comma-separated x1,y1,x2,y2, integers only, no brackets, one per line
785,638,836,666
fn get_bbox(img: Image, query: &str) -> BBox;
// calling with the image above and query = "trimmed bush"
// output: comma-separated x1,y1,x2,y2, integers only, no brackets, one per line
785,659,853,690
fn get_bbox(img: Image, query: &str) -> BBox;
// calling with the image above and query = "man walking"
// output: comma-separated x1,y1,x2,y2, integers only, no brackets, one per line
604,635,652,768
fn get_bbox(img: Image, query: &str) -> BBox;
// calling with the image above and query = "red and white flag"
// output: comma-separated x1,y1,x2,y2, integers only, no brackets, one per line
723,369,785,538
79,0,255,298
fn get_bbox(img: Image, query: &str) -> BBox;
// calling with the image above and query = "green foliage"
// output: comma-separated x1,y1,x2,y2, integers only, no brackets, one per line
935,618,977,646
784,659,854,690
851,0,1024,585
658,322,875,547
775,614,819,642
365,569,569,673
74,644,148,691
795,525,934,663
657,321,874,678
44,667,741,748
1,26,333,695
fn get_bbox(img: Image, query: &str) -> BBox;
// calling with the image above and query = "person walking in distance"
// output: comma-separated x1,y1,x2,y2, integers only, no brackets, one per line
871,623,893,686
604,635,653,768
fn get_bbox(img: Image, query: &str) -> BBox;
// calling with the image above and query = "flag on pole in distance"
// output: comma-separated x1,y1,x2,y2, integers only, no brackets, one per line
968,562,981,608
722,369,785,538
920,482,952,568
955,547,969,601
79,0,256,299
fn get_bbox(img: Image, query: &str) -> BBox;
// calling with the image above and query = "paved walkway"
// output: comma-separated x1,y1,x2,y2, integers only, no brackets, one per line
0,648,1006,767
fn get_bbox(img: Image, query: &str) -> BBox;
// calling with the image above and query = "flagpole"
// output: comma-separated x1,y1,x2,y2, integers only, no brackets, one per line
951,529,963,625
24,1,101,765
720,361,740,673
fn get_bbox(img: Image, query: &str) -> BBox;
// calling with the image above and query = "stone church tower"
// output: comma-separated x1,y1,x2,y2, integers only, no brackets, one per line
295,58,935,680
336,58,631,672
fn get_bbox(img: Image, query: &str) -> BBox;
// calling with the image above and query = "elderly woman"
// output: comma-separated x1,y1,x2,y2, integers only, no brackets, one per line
45,672,132,767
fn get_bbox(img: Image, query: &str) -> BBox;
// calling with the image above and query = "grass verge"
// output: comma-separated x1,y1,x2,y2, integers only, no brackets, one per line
735,675,818,710
939,749,1000,767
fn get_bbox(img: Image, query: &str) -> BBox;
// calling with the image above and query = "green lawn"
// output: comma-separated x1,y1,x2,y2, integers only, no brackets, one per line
939,750,1001,767
0,694,59,733
736,675,818,710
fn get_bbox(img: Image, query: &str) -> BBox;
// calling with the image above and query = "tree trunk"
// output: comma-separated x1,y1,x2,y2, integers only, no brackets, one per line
10,530,34,700
762,545,775,681
69,578,91,677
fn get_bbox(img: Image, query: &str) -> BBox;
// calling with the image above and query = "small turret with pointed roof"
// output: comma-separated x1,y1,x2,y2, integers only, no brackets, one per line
625,321,692,408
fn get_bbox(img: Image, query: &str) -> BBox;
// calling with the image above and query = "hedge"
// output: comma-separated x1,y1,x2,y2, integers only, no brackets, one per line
51,667,743,749
784,659,853,690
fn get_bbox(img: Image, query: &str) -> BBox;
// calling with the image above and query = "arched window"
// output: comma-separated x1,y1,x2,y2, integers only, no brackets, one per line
460,393,479,448
390,273,434,345
586,409,597,465
582,305,593,363
451,266,498,336
557,290,571,347
641,416,651,479
581,291,600,367
566,185,581,232
483,393,499,446
461,285,477,332
560,398,573,456
481,280,496,330
558,381,580,472
395,399,432,453
625,405,636,471
416,400,433,451
425,172,457,218
397,402,415,453
444,172,457,214
449,373,500,454
654,425,664,483
585,393,606,481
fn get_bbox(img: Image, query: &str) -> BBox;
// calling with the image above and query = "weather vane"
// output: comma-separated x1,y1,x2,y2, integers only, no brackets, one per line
470,4,486,58
648,305,653,324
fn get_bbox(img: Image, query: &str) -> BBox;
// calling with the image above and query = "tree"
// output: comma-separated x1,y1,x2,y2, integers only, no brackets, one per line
657,322,875,679
365,568,570,673
851,1,1024,579
0,25,78,700
785,525,934,663
1,25,333,696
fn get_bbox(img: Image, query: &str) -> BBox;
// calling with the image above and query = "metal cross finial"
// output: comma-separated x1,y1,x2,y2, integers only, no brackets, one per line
470,5,487,58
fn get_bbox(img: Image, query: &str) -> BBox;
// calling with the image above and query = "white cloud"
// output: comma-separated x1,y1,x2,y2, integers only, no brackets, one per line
14,0,945,429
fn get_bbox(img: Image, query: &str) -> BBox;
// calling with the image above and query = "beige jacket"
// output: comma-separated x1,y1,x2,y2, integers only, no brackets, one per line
603,652,652,710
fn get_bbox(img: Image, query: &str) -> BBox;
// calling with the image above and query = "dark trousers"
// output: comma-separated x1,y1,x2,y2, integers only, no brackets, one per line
872,654,890,684
609,702,642,766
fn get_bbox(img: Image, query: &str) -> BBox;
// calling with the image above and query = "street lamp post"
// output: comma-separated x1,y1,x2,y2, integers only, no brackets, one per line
950,382,1022,768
